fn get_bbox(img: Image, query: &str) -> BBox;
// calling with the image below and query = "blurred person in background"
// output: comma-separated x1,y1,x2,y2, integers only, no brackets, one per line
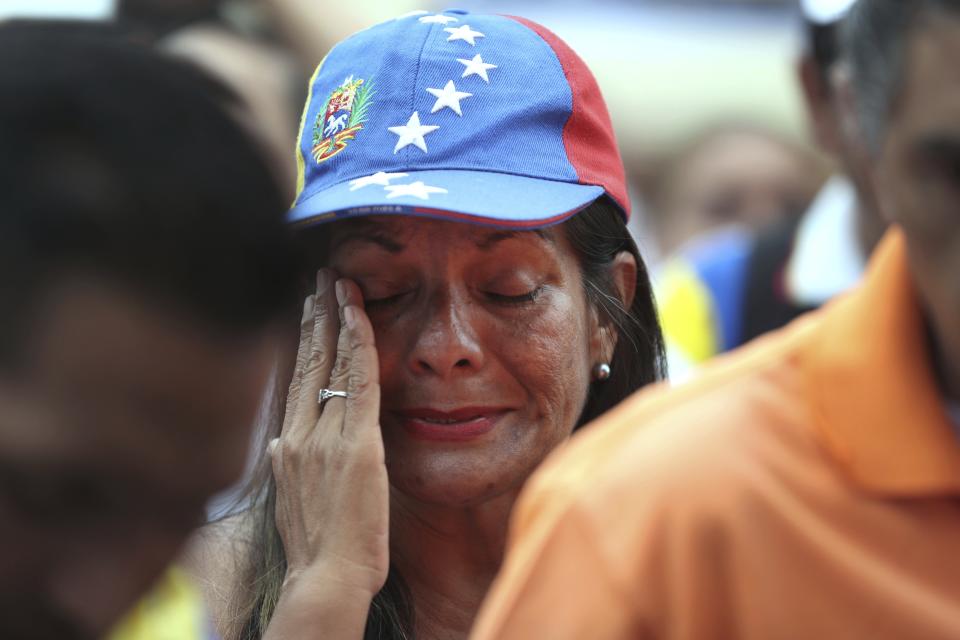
651,122,822,259
472,0,960,637
117,0,305,195
184,10,666,640
0,21,297,640
119,0,431,200
656,0,886,378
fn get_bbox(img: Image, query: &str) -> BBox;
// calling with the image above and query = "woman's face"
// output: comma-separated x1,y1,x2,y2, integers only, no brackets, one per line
327,216,603,507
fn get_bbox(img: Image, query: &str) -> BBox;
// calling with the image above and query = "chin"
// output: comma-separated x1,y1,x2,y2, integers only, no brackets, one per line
385,449,528,508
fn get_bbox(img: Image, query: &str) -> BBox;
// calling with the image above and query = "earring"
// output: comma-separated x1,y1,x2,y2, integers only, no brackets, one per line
593,363,611,381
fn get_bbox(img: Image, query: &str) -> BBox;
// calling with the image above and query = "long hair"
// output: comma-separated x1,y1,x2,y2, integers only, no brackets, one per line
224,196,666,639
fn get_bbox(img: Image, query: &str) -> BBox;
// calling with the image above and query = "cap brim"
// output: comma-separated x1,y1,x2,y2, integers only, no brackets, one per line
288,170,605,230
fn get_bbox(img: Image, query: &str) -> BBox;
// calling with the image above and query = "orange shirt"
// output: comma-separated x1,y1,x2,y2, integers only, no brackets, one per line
473,228,960,640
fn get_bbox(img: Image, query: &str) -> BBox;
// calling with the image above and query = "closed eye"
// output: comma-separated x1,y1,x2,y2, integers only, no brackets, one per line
365,292,410,308
487,286,544,306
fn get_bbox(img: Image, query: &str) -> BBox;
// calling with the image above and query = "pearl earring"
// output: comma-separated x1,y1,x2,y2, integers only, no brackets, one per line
593,363,611,381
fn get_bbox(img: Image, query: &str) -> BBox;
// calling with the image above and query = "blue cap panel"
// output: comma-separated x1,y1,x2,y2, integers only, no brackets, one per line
295,11,580,209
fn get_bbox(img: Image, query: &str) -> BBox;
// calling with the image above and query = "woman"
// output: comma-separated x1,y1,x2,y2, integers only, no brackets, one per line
188,10,666,639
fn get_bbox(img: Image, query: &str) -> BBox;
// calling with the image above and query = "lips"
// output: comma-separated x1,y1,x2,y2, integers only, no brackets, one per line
392,406,509,442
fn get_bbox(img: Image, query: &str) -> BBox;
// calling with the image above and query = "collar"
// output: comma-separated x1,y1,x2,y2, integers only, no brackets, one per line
802,227,960,496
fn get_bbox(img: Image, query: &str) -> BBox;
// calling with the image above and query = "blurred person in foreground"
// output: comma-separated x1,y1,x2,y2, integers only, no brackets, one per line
183,10,666,640
472,0,960,638
657,0,887,378
0,22,297,640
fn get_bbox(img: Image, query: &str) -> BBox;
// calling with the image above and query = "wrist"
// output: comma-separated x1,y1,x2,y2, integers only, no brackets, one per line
283,559,381,602
268,563,375,640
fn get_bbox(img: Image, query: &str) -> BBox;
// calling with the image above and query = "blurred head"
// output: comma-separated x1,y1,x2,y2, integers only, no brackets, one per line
842,0,960,387
0,22,296,639
654,124,821,254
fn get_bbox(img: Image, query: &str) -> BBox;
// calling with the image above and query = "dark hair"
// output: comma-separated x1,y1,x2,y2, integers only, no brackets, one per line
0,21,298,366
842,0,960,150
228,196,666,639
565,196,667,427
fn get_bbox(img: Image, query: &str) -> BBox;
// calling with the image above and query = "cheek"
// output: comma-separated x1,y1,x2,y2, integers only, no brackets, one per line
504,299,592,431
368,316,405,381
369,287,593,436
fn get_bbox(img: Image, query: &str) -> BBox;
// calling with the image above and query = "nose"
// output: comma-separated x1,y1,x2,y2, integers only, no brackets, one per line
407,291,485,377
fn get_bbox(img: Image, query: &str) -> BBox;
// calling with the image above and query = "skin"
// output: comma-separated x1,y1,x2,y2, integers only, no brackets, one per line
0,276,276,640
870,14,960,401
246,215,637,640
328,218,604,508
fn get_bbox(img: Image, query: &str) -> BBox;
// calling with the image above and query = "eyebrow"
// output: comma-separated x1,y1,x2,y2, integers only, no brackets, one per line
336,229,405,253
334,224,556,254
475,228,554,250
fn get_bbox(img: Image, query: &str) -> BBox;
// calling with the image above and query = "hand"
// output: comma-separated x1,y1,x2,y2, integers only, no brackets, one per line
269,269,389,601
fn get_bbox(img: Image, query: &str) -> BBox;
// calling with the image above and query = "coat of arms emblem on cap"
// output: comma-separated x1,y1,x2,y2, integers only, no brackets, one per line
311,75,374,164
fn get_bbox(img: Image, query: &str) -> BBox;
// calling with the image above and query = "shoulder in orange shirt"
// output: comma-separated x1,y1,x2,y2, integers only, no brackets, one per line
473,229,960,640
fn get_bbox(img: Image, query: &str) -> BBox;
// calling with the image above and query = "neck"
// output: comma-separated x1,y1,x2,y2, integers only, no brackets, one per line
388,487,519,640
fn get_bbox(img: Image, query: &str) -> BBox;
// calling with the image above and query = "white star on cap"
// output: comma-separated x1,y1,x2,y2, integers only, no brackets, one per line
388,112,440,154
445,24,485,46
426,80,473,116
385,181,449,200
419,13,458,25
349,171,410,191
458,54,497,83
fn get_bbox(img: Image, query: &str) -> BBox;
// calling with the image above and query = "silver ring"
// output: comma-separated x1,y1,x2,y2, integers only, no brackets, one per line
319,388,349,404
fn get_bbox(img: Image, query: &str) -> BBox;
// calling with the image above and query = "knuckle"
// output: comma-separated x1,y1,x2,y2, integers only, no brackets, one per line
313,300,334,327
299,314,314,335
286,377,302,399
278,439,299,461
329,355,350,381
303,350,334,377
347,372,376,396
348,330,370,352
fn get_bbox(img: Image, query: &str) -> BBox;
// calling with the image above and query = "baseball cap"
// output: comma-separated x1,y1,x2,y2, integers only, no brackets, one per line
288,9,629,230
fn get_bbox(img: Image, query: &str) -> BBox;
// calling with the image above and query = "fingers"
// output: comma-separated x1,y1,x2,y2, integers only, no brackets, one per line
324,279,380,440
281,269,339,441
280,295,316,433
289,269,339,435
342,295,382,444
